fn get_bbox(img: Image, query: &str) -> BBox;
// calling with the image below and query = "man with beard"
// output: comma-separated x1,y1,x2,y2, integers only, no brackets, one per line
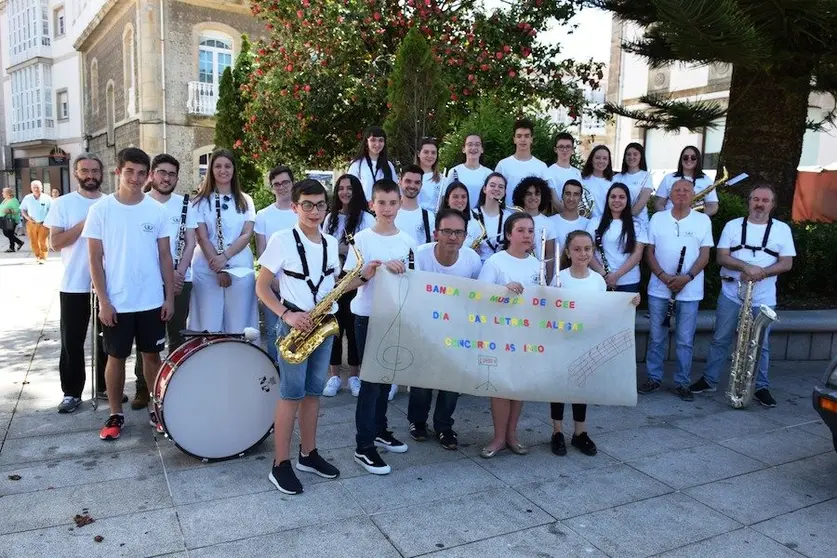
394,164,434,247
45,153,116,413
131,154,197,410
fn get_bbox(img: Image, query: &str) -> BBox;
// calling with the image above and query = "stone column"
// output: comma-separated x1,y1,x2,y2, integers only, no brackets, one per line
136,0,163,154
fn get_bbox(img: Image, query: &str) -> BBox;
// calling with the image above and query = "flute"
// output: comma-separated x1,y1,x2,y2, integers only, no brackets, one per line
662,246,687,327
538,227,547,286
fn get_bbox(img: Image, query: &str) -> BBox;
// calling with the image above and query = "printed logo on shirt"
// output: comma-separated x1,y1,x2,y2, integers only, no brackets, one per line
416,224,425,235
169,215,180,225
530,273,540,284
141,223,155,233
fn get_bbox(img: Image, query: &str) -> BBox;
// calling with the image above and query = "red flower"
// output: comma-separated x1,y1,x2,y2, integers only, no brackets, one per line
480,64,489,71
373,12,381,21
495,52,503,60
503,45,511,53
303,84,311,92
508,70,516,78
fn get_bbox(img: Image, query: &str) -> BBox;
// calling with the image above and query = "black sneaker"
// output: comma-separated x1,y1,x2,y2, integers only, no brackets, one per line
296,447,340,479
571,432,597,456
268,460,303,495
638,379,661,394
354,447,391,475
551,432,567,456
96,391,129,403
437,429,458,450
375,430,408,453
754,388,777,408
675,385,694,401
409,422,429,442
689,377,716,394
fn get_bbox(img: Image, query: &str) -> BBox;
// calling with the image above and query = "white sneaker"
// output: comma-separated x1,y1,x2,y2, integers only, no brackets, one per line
388,384,398,401
348,377,361,397
322,376,341,397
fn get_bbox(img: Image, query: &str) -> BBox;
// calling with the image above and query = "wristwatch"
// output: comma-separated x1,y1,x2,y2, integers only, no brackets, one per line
359,276,369,283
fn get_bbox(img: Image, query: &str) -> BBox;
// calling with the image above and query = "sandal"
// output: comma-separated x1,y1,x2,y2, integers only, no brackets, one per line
506,441,529,455
480,443,506,459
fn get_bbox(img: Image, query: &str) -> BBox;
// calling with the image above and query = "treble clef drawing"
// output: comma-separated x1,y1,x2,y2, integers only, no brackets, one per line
375,271,414,382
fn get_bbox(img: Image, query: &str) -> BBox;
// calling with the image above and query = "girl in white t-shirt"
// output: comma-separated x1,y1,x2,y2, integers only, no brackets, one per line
587,183,647,292
477,213,539,459
189,149,259,336
347,126,398,201
654,145,718,216
580,145,614,220
612,142,654,226
322,174,376,397
473,173,516,262
438,180,484,250
549,230,640,457
512,176,557,282
445,134,492,208
417,138,444,212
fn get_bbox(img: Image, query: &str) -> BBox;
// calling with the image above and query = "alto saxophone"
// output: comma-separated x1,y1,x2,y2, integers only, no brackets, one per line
277,235,364,364
470,211,487,250
725,278,779,408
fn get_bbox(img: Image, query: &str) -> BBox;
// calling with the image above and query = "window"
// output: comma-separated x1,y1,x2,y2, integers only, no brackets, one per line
122,25,135,116
106,81,115,144
54,6,65,37
90,58,99,115
10,62,54,142
198,151,211,181
57,89,69,120
198,34,233,91
8,0,52,64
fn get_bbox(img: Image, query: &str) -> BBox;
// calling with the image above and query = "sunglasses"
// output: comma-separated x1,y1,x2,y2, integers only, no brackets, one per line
682,155,698,162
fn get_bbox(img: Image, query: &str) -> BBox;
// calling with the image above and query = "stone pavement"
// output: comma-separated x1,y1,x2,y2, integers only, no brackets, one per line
1,246,835,558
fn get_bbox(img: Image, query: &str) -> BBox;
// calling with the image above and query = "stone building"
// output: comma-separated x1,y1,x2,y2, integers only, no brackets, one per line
73,0,264,192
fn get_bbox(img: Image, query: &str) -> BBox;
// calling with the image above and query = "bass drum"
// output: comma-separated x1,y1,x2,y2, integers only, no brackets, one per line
154,336,280,461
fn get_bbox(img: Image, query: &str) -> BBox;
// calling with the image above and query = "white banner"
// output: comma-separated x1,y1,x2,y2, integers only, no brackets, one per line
359,270,639,406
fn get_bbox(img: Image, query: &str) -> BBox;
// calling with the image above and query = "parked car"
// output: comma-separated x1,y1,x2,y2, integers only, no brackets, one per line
812,356,837,453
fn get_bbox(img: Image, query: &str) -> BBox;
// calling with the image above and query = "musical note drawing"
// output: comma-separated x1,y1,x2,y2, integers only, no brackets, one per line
474,354,499,392
375,274,414,382
568,329,634,387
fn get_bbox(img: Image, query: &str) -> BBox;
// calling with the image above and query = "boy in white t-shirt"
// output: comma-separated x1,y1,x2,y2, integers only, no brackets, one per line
494,118,549,206
690,185,795,408
394,164,435,247
343,178,417,475
83,147,175,442
545,132,581,212
549,179,590,258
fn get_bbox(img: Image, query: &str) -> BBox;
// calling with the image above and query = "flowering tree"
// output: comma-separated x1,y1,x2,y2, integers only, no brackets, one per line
243,0,604,170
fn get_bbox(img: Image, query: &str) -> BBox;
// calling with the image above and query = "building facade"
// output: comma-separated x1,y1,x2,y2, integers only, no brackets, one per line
73,0,263,192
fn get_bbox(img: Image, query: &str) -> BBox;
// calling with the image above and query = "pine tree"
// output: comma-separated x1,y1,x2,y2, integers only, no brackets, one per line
597,0,837,213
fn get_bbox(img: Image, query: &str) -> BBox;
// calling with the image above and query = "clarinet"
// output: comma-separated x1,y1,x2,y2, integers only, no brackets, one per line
594,230,612,273
174,194,189,269
662,246,687,327
408,249,415,270
214,193,229,268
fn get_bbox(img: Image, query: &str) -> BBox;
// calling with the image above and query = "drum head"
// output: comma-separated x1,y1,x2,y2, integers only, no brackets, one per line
160,340,279,460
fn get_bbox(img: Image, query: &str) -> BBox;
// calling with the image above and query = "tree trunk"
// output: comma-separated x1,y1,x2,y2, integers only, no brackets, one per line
718,64,812,218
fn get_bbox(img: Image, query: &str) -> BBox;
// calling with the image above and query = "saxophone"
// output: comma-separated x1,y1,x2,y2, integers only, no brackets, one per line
470,211,487,250
725,279,779,408
691,167,728,212
277,235,364,364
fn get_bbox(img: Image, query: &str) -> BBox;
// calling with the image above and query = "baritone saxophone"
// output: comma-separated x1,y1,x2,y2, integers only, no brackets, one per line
277,235,364,364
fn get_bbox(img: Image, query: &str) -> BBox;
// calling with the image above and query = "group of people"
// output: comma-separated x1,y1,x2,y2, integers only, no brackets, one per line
41,118,795,497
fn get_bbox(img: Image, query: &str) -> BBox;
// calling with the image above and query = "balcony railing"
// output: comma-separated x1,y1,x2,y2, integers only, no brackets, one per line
9,40,52,68
186,81,217,116
11,122,56,144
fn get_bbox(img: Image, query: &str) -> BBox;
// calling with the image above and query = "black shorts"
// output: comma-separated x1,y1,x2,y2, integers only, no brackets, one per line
102,307,166,359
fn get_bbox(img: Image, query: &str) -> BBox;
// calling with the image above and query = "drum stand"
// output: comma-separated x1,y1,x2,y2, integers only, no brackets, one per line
90,288,99,410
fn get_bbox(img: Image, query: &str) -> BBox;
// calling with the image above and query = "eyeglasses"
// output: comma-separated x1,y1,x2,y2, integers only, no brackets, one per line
438,228,466,239
272,179,292,188
682,155,698,162
556,145,573,150
298,201,327,212
154,170,178,179
465,142,482,148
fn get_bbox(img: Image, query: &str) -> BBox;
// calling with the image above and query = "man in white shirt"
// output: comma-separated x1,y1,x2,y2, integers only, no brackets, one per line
545,132,580,212
640,179,714,401
394,164,434,247
20,180,52,263
494,118,549,206
408,209,482,450
549,179,590,257
690,185,795,407
255,165,299,363
132,154,198,410
45,153,112,414
83,147,175,441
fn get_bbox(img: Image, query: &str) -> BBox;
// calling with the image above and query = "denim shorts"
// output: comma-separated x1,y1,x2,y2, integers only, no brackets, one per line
276,320,335,400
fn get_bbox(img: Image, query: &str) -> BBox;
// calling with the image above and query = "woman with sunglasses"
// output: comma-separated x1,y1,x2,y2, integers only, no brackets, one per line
512,176,557,280
417,138,445,212
438,181,485,249
444,134,492,208
612,142,654,227
580,145,614,220
473,173,516,262
654,146,718,216
188,149,258,336
348,126,398,201
321,174,375,397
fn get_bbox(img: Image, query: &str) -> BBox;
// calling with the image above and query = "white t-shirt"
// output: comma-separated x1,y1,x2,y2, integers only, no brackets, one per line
81,195,168,313
322,211,376,242
647,209,715,301
532,213,557,260
156,193,199,282
415,242,482,279
581,175,613,221
20,193,52,222
656,173,716,209
258,226,341,313
254,204,297,243
43,191,106,293
472,207,515,261
613,170,654,226
348,158,398,201
554,268,607,291
478,250,541,287
419,172,445,212
394,206,434,246
446,164,492,207
344,228,417,316
494,155,549,206
717,217,796,307
545,164,582,197
549,214,590,258
191,193,256,272
585,217,648,286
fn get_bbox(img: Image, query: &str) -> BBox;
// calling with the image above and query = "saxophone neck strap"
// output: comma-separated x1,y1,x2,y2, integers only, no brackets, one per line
477,207,504,252
729,217,778,258
421,209,431,244
284,228,334,303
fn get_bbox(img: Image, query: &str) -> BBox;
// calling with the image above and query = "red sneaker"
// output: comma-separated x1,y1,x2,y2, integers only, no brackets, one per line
99,414,124,440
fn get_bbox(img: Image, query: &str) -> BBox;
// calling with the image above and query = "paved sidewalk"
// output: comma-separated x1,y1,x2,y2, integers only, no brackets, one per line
1,246,835,558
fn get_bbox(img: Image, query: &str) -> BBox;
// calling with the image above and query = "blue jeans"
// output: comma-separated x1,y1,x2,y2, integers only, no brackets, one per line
354,315,391,451
408,388,459,432
276,321,334,400
703,293,773,390
263,302,280,363
646,295,700,387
